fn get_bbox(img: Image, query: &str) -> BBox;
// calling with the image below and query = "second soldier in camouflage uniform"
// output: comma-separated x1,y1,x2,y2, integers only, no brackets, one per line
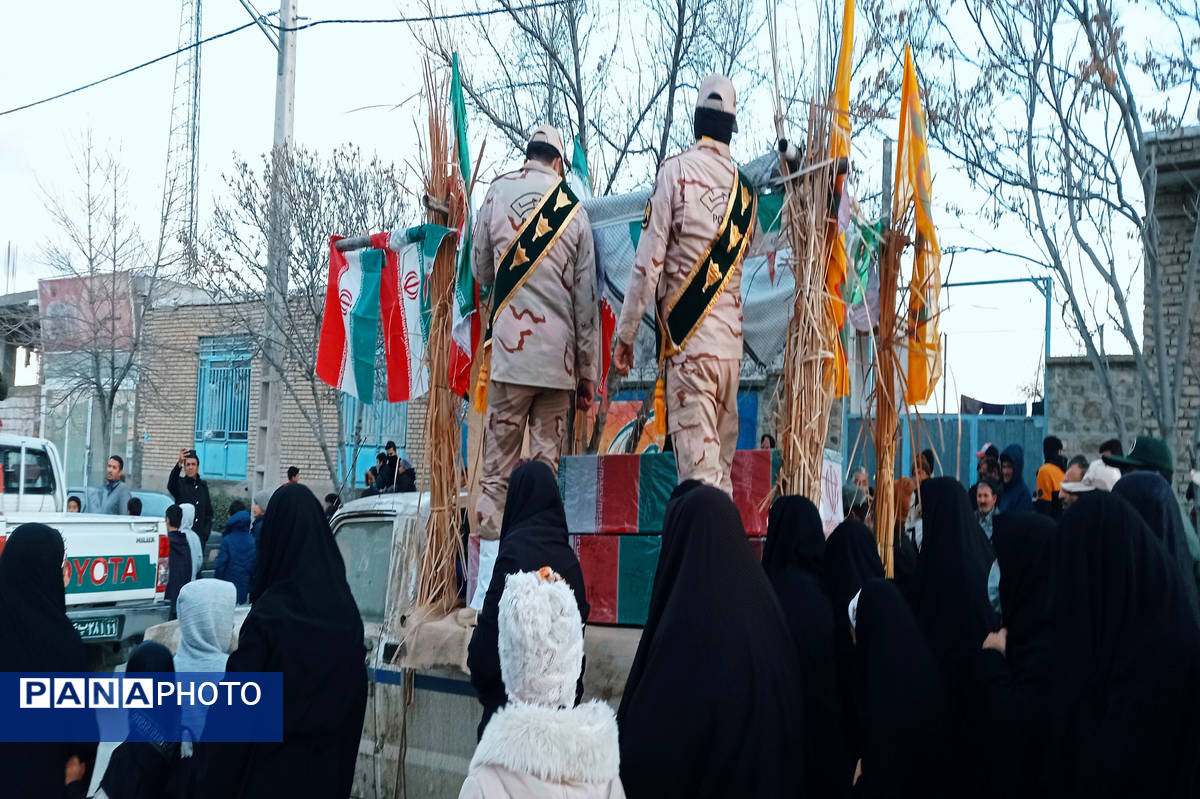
614,75,752,495
469,125,598,609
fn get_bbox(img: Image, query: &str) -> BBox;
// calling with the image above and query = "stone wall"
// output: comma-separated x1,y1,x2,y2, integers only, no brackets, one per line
1148,129,1200,497
1046,356,1141,459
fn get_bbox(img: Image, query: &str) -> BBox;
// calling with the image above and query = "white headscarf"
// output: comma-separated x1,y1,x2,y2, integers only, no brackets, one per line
179,503,202,580
175,578,236,748
174,578,236,674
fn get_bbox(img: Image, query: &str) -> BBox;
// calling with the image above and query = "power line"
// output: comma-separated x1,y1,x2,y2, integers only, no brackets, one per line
264,0,568,32
0,22,258,117
0,1,568,118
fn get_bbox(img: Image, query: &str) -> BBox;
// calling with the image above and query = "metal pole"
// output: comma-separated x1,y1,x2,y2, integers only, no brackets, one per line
256,0,296,491
1043,276,1052,431
881,138,893,230
879,137,893,404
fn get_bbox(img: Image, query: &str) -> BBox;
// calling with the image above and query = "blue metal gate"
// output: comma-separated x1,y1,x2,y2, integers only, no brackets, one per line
194,337,252,480
844,412,1046,490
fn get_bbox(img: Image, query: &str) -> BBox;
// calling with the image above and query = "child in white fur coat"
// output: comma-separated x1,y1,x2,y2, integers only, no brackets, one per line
460,568,625,799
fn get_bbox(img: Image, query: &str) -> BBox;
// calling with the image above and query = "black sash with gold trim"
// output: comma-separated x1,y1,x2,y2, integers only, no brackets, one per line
645,168,755,438
485,179,580,341
660,169,756,355
474,179,581,412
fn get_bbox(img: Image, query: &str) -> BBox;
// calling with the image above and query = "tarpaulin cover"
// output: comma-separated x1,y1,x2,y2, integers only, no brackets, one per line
560,451,784,537
573,534,619,624
637,453,678,534
572,534,766,627
731,449,781,536
560,456,600,534
466,533,480,609
598,454,640,533
617,535,661,624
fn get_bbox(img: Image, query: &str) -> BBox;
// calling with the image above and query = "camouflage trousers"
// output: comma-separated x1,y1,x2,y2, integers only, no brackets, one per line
667,357,740,495
476,380,571,541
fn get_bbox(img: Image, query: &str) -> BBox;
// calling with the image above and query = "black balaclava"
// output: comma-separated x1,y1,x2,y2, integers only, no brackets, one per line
694,107,735,144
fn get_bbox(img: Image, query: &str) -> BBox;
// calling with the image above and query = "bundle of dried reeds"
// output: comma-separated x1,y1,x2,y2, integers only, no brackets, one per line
871,232,903,577
869,156,925,578
415,61,465,617
767,8,842,504
773,122,840,501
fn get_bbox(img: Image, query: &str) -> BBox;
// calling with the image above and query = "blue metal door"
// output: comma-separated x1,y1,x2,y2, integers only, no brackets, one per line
194,337,251,480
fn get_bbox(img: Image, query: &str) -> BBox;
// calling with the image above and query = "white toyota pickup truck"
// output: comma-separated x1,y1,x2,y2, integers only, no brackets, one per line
0,513,171,657
0,434,171,658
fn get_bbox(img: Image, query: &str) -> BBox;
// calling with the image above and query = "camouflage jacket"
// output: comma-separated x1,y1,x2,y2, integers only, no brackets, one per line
472,160,599,391
615,138,752,366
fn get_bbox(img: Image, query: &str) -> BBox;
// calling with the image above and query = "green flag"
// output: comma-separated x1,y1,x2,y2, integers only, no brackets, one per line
571,135,591,191
450,53,476,354
849,219,883,304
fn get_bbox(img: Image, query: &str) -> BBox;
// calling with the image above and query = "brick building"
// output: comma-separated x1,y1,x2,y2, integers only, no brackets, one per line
135,299,428,507
1147,128,1200,495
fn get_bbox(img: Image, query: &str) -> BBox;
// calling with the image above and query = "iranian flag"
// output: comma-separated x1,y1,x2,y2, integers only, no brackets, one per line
374,231,430,401
316,236,382,403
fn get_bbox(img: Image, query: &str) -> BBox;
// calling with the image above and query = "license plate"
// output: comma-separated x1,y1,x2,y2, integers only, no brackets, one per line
73,616,121,641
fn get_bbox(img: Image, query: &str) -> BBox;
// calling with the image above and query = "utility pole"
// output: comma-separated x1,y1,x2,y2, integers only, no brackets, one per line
255,0,296,491
881,137,893,230
864,138,893,399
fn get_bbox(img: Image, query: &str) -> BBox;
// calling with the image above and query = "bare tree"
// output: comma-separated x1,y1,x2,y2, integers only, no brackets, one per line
862,0,1200,458
416,0,762,194
198,145,408,488
39,135,180,484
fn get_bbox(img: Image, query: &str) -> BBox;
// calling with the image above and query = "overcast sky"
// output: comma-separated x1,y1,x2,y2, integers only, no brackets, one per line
0,0,1149,409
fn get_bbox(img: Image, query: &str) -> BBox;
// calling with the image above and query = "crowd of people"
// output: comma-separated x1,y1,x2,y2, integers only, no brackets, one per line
4,422,1200,797
461,435,1200,798
0,482,369,799
6,55,1200,793
359,440,417,498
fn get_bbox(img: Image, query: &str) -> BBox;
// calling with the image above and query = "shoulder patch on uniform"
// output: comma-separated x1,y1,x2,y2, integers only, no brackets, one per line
510,191,544,219
641,199,652,230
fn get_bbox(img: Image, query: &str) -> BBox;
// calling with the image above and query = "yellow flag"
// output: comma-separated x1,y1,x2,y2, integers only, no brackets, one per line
894,44,942,405
824,0,855,398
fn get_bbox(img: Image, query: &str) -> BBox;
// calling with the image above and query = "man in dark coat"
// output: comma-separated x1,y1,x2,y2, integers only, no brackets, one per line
169,448,214,551
164,504,193,620
378,442,399,491
214,500,256,604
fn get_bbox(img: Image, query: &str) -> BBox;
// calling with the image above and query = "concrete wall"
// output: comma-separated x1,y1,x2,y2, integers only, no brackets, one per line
1148,128,1200,496
0,384,41,437
1047,355,1141,459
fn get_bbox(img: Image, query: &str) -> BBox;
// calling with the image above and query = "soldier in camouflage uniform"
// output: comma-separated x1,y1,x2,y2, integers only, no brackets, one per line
469,125,599,610
613,75,751,495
